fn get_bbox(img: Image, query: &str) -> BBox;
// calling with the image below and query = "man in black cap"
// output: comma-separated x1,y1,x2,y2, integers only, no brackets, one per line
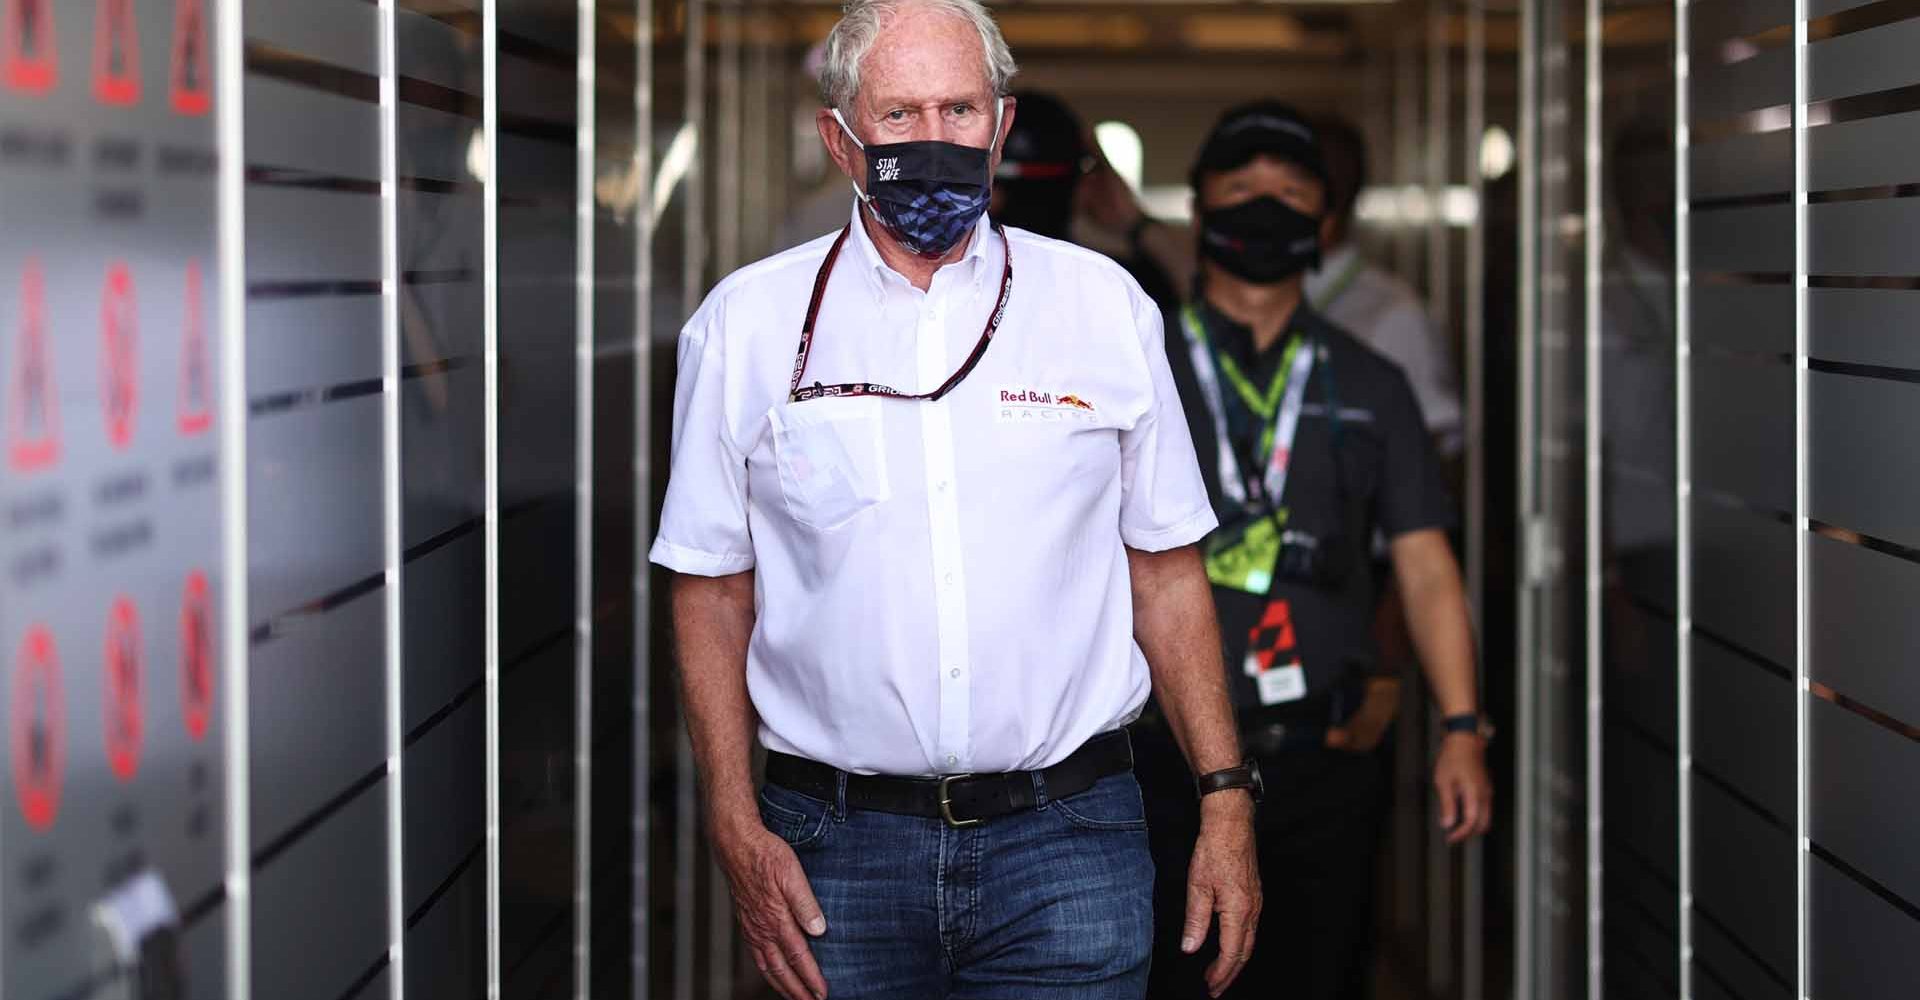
1134,101,1494,1000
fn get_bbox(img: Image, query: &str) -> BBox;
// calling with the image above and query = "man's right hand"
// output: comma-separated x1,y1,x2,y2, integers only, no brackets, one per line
716,823,830,1000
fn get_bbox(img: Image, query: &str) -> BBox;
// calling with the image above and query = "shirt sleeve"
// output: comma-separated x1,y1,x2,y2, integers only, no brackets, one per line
1370,300,1463,445
1375,361,1457,540
1119,290,1219,551
648,317,756,576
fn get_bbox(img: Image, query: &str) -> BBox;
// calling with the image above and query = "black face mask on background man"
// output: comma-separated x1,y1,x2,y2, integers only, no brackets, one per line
1198,195,1322,285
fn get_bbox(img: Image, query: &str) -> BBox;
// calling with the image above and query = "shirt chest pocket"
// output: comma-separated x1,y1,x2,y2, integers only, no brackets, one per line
767,397,891,531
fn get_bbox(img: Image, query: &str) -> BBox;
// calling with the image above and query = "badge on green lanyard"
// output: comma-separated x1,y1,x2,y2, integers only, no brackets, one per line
1205,511,1286,594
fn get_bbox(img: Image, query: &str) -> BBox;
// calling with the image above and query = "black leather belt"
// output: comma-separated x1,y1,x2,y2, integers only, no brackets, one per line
764,730,1134,828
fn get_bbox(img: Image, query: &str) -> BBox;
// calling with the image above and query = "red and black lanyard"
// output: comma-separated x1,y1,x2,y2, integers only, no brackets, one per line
787,222,1015,404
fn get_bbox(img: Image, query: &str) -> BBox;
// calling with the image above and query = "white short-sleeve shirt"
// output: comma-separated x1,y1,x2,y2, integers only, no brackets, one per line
1308,245,1463,453
649,209,1216,776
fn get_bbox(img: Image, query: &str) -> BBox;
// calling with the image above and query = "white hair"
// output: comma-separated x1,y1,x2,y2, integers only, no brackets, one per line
818,0,1018,112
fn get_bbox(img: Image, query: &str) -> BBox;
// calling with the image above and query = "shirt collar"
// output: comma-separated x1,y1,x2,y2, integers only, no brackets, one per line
845,200,999,301
1193,292,1328,377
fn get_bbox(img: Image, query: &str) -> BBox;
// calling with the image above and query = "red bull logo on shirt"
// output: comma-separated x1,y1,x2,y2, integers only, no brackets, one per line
996,387,1098,424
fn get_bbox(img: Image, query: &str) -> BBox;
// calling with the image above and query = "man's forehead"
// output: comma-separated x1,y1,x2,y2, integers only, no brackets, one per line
859,85,993,110
856,8,989,101
1218,154,1324,188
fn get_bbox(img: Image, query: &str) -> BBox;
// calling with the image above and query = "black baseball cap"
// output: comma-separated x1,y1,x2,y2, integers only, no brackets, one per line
997,90,1088,182
1190,100,1328,190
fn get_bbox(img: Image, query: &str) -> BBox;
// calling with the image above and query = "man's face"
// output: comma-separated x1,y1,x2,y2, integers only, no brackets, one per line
1198,153,1326,219
817,7,1014,188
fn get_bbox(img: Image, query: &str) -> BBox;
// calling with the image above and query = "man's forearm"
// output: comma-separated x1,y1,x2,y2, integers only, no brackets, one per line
1129,545,1241,777
1390,530,1478,716
671,571,763,842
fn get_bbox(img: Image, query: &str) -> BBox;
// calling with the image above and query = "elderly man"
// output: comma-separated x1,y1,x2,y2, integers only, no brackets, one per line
649,2,1260,999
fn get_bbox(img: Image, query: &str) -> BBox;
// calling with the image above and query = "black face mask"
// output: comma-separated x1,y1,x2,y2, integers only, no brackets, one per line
834,108,998,258
1198,196,1322,285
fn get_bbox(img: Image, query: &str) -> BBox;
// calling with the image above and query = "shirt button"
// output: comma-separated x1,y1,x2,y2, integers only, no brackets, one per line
950,667,961,678
943,572,954,586
937,480,949,492
946,753,959,766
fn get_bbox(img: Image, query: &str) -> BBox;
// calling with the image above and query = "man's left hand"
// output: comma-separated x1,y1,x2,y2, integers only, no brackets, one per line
1324,678,1402,752
1183,791,1262,998
1434,733,1493,843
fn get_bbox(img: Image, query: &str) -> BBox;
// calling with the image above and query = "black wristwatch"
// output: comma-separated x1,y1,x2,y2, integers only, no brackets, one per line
1441,713,1496,741
1196,758,1264,803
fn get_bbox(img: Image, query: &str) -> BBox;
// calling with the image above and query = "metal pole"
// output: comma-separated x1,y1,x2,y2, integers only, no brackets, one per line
378,0,406,993
632,0,656,993
1792,0,1810,995
1672,0,1694,991
674,0,706,996
1583,0,1606,991
707,9,739,995
1513,0,1542,988
575,0,599,995
216,0,252,991
1673,0,1695,990
483,0,505,992
1462,1,1488,995
1425,5,1457,992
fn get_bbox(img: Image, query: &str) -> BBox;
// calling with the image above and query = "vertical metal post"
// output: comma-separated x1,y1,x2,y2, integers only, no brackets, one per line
1583,0,1606,991
713,2,741,277
707,9,739,994
1672,0,1695,991
674,1,706,997
743,19,773,261
1462,2,1488,996
1424,5,1456,992
1394,25,1421,280
483,0,504,993
216,0,251,993
575,1,599,996
1426,3,1452,330
378,0,406,994
1513,0,1542,987
632,0,656,993
682,0,707,312
1792,0,1810,994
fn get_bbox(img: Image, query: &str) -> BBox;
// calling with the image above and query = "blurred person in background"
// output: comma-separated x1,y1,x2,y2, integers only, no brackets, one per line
1307,117,1462,458
1305,117,1467,793
1132,102,1493,1000
992,89,1181,309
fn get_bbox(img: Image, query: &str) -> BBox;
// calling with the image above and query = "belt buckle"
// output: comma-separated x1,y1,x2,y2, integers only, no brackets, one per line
938,774,982,828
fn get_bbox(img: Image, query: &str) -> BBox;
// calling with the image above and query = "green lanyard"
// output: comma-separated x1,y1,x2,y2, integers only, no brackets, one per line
1176,305,1316,511
1214,337,1303,462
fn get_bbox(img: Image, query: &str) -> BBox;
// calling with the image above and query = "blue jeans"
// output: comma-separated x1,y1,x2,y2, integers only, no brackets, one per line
757,770,1156,999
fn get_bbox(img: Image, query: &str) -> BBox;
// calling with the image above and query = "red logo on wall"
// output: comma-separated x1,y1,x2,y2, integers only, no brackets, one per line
92,0,137,106
100,261,136,449
177,259,209,436
3,0,57,94
103,597,142,783
179,571,212,742
168,0,206,115
11,626,64,831
8,259,58,472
